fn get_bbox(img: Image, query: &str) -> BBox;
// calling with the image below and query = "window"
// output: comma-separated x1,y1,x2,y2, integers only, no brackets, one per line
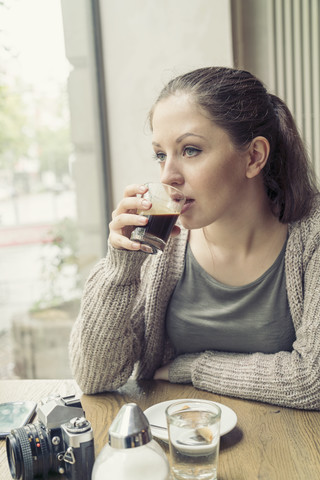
0,0,108,379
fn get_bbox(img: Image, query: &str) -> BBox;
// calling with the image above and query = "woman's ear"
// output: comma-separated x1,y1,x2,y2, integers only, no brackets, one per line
246,136,270,179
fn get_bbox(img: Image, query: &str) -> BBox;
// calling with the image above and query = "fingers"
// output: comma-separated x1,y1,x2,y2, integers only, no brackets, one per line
111,184,149,218
109,184,181,252
109,214,148,250
111,213,148,233
123,183,148,198
111,197,151,220
109,184,151,251
109,231,142,252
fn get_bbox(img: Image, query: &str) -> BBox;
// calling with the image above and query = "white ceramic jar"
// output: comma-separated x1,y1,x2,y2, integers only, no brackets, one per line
92,403,170,480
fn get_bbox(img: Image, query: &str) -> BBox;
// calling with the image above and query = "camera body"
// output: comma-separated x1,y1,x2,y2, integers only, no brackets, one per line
6,394,94,480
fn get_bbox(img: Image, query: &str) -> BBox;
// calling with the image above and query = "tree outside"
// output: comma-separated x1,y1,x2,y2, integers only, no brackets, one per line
0,0,73,205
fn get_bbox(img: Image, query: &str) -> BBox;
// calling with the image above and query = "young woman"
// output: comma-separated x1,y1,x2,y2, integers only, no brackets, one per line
69,67,320,409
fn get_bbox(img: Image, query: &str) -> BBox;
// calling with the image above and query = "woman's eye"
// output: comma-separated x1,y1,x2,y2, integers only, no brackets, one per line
183,147,201,157
153,152,166,163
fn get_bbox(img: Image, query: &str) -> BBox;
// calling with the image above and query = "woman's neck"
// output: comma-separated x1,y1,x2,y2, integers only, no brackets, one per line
201,179,284,256
203,206,283,257
189,192,288,286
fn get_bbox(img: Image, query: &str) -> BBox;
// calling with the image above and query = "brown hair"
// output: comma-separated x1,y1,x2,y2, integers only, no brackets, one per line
150,67,318,223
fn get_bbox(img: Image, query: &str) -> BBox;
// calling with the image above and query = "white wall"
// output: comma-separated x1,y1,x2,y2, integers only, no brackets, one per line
99,0,233,205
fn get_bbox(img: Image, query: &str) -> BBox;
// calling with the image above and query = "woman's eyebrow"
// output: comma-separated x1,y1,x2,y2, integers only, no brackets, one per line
176,132,206,143
152,132,206,148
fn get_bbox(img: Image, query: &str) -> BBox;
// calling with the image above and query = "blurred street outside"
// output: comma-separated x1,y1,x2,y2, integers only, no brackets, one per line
0,190,76,329
0,329,18,379
0,190,76,378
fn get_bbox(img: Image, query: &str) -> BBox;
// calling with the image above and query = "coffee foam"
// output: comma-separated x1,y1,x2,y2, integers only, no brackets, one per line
139,203,180,215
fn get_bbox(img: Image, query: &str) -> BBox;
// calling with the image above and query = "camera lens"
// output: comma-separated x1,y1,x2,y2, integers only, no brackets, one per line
6,423,52,480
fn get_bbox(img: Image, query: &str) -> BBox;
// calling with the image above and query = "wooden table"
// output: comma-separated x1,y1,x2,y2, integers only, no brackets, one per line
0,379,319,479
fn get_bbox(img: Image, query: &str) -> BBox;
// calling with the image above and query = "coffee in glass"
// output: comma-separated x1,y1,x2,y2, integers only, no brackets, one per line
130,183,186,254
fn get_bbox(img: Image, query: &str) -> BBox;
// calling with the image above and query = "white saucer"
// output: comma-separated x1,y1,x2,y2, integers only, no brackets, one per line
144,398,237,442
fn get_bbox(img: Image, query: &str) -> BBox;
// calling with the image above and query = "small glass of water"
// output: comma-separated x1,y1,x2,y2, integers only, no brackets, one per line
165,400,221,480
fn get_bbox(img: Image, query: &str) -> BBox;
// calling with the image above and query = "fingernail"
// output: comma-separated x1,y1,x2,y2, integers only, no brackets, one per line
141,199,151,208
140,244,154,254
138,185,146,192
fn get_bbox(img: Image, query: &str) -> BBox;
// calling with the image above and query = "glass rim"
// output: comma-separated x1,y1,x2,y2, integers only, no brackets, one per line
165,399,221,420
144,182,185,199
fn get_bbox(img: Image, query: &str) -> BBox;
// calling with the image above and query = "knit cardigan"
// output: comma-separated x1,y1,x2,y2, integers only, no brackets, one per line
69,196,320,410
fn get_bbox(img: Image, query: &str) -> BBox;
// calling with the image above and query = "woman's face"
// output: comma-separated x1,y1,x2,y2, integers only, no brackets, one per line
151,93,250,230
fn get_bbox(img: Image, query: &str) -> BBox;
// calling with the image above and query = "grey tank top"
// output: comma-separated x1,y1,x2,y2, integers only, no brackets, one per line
166,242,296,355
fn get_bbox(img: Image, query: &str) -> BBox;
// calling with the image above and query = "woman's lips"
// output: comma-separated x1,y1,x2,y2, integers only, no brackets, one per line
181,199,194,214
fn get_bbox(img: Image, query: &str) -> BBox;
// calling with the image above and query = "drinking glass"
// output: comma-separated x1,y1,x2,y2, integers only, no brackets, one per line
130,183,185,254
165,400,221,480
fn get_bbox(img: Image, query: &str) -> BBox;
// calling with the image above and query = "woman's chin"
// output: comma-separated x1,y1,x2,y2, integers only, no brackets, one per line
179,215,201,231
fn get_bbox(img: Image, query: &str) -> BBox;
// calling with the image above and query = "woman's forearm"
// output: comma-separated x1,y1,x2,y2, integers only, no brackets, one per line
69,246,149,393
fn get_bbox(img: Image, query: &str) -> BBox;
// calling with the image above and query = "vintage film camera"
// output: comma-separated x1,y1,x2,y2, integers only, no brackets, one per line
6,394,94,480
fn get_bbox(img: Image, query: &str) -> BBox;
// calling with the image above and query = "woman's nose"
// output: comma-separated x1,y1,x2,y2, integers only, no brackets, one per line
160,157,184,186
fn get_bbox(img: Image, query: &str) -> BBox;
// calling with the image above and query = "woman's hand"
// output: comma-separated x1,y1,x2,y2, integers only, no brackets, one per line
153,363,170,381
109,183,181,253
109,184,151,252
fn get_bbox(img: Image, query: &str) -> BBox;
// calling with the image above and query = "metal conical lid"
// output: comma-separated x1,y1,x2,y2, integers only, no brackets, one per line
108,403,152,449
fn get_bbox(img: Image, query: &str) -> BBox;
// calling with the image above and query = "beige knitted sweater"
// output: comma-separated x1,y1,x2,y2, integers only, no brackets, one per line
69,196,320,409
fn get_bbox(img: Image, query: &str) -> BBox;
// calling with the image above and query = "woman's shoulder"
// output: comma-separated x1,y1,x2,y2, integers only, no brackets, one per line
308,193,320,217
299,193,320,229
288,194,320,252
